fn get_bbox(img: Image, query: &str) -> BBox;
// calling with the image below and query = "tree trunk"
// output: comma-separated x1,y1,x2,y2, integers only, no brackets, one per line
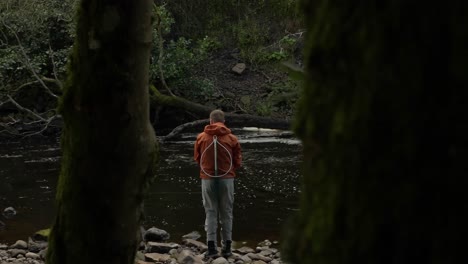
46,0,157,263
284,1,467,263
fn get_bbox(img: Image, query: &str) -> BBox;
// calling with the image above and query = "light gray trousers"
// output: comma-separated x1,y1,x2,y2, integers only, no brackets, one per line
201,178,234,244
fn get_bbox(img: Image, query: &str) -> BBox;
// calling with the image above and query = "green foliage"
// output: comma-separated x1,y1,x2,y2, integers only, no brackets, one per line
174,77,217,101
256,101,273,116
0,0,75,94
150,5,221,97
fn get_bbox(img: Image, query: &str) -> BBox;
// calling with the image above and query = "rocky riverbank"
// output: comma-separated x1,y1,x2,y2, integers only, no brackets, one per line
1,227,285,264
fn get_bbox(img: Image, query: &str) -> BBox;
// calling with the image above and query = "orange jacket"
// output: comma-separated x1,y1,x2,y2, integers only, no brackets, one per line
194,122,242,179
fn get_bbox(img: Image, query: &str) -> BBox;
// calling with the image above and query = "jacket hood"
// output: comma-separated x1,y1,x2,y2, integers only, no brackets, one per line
204,122,231,136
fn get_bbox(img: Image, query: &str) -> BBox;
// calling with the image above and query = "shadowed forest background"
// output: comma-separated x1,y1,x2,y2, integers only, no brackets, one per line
1,0,468,264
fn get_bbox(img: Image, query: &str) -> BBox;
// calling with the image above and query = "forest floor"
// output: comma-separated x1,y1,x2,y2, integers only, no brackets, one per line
155,48,299,130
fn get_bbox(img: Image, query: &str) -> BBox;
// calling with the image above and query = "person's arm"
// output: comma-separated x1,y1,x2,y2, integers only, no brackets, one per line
232,139,242,169
194,135,201,165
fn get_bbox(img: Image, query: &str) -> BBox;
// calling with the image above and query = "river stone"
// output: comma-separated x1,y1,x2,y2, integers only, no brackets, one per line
240,254,252,263
2,207,17,219
8,249,27,257
252,261,267,264
246,253,272,262
146,242,179,253
0,244,7,250
270,260,280,264
212,257,229,264
183,239,208,252
38,248,47,260
182,231,201,240
28,237,48,252
0,250,8,257
135,251,145,261
177,249,203,264
145,252,171,262
255,246,270,252
257,240,272,247
258,249,273,256
10,240,27,250
25,252,40,260
232,63,246,74
169,248,178,256
144,227,170,242
234,246,255,254
136,261,154,264
269,248,278,254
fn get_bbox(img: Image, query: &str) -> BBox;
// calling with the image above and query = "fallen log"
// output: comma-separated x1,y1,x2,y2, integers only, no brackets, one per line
150,85,292,140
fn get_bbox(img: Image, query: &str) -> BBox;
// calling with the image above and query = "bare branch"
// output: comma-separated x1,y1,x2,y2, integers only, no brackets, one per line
22,115,59,138
14,80,40,92
1,19,58,99
6,95,46,121
159,119,209,141
48,41,63,90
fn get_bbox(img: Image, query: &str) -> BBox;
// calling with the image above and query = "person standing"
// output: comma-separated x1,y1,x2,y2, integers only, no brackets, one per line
194,109,242,258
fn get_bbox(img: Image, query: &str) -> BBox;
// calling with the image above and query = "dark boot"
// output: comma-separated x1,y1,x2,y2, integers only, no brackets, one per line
206,241,218,258
221,240,232,258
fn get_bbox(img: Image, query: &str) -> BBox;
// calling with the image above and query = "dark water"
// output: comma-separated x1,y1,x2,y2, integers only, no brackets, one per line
0,128,301,246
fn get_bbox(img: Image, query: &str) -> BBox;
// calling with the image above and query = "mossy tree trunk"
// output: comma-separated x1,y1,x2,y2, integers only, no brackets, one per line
46,0,157,263
284,1,467,263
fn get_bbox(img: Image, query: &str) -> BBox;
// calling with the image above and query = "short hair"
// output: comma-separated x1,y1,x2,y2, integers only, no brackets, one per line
210,109,225,123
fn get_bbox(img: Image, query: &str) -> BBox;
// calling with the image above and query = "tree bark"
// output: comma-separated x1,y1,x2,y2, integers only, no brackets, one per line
284,1,468,263
150,85,292,131
46,0,157,264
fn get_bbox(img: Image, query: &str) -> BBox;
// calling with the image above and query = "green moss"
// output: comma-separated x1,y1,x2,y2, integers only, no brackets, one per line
33,228,51,240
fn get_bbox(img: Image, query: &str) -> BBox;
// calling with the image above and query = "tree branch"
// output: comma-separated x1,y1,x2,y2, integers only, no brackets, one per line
1,19,58,99
159,119,209,141
6,95,46,121
154,4,175,97
48,41,63,90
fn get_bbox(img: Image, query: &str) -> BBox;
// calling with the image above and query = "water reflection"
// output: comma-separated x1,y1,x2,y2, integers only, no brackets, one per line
0,128,301,245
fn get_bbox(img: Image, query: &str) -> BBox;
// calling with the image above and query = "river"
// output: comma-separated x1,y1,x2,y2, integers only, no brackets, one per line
0,128,301,246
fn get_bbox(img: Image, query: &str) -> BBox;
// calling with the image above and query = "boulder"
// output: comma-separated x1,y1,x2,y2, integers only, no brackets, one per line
143,227,170,242
10,240,27,250
0,243,7,250
28,237,48,252
232,63,247,74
